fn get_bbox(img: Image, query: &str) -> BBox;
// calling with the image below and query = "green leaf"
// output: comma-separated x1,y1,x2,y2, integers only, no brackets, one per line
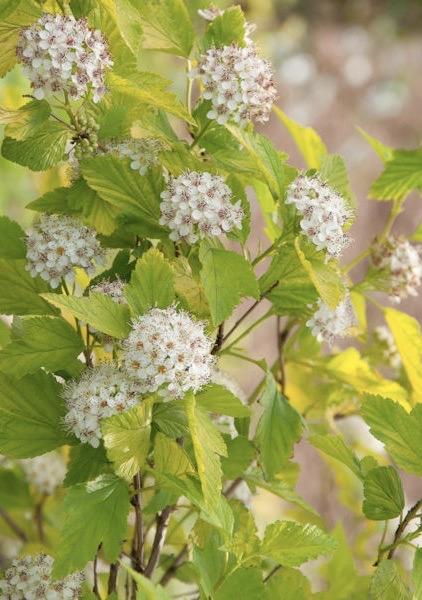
127,0,194,57
221,436,255,479
295,237,345,309
114,0,143,55
361,396,422,476
369,147,422,201
265,567,312,600
0,259,58,316
309,434,363,480
254,373,302,479
185,393,226,507
193,534,226,597
0,2,41,76
369,560,412,600
201,6,246,49
124,248,175,315
53,474,130,578
1,100,51,141
0,216,25,258
413,548,422,599
196,384,250,417
273,106,327,169
81,156,166,238
154,431,194,477
245,471,318,516
0,469,31,509
0,320,11,349
261,520,337,567
199,242,259,326
357,128,393,162
0,370,76,458
0,316,84,378
120,563,171,599
172,256,209,318
215,568,265,600
384,307,422,400
101,402,152,481
152,400,189,438
2,121,70,171
362,466,404,520
41,292,131,339
319,154,355,211
107,72,194,124
64,444,112,487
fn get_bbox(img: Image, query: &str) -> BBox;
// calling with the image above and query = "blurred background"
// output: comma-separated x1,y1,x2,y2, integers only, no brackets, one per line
1,0,422,586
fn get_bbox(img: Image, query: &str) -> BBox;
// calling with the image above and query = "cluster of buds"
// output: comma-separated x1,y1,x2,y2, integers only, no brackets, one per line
110,138,164,176
374,325,401,370
70,112,100,161
123,306,214,398
371,236,422,303
0,554,84,599
21,452,66,496
63,364,142,448
286,175,352,259
17,13,112,102
196,43,277,125
159,171,243,243
307,296,356,344
25,214,105,288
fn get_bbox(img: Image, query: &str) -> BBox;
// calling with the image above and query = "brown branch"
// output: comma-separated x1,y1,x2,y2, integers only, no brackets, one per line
212,322,225,355
223,477,242,499
221,282,278,346
0,507,28,542
93,548,100,598
276,318,290,393
159,544,188,586
387,499,422,560
263,564,281,583
108,562,119,595
34,494,47,543
131,473,144,572
144,506,174,578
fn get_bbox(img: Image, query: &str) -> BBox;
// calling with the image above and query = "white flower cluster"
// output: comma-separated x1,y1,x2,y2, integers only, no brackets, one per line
374,325,401,370
286,175,352,259
63,364,142,448
159,171,243,243
26,215,104,288
90,278,126,304
0,554,84,600
372,236,422,303
197,43,277,125
17,13,112,102
111,138,164,176
123,306,214,398
307,296,355,344
21,452,66,496
211,369,247,438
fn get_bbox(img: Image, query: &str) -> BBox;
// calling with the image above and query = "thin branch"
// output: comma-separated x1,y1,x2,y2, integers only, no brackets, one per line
221,282,278,346
131,473,144,572
0,507,27,542
387,499,422,560
223,477,242,499
34,494,47,544
108,562,119,595
93,548,101,598
263,564,281,583
276,318,291,393
159,544,188,586
212,322,225,355
144,505,174,578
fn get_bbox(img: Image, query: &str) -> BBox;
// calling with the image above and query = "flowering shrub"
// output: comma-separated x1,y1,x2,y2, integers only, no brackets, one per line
0,1,422,598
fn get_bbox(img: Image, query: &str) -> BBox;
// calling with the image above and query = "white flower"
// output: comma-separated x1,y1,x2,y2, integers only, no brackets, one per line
374,325,401,370
286,174,352,259
307,296,355,344
25,214,105,288
63,364,142,448
211,368,247,438
372,236,422,303
110,138,164,176
90,278,126,304
0,554,84,599
196,43,277,125
159,171,243,243
123,306,214,399
17,13,113,103
21,452,66,495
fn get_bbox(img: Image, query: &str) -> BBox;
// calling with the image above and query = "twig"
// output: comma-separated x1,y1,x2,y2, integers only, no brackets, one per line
144,506,174,578
221,282,278,346
276,318,290,393
212,322,225,355
263,564,281,583
387,499,422,560
131,473,144,572
93,547,101,598
34,494,47,543
159,545,188,586
223,478,242,499
108,562,119,595
0,507,27,542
